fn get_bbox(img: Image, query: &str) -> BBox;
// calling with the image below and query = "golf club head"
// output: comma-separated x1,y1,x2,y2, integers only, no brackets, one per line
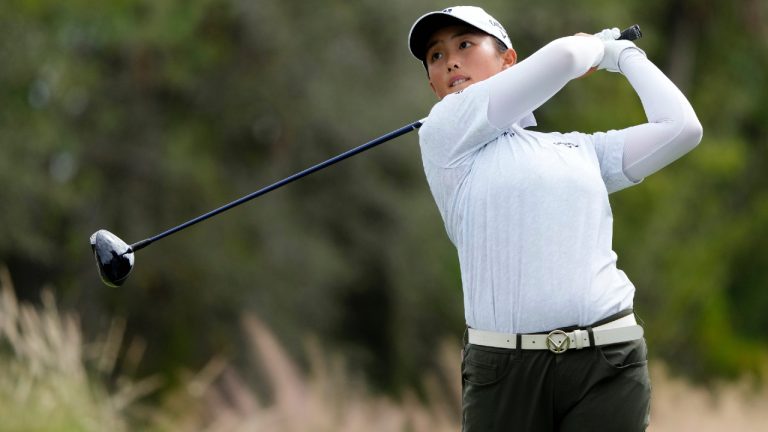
90,229,135,287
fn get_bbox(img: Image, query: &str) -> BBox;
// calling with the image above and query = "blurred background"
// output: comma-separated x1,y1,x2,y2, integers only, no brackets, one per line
1,0,767,430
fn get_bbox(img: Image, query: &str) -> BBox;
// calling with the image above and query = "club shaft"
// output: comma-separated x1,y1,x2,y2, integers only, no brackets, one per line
130,119,424,252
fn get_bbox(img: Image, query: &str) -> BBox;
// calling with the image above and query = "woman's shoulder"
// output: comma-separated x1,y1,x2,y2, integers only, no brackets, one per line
421,82,494,136
418,82,506,168
429,82,489,115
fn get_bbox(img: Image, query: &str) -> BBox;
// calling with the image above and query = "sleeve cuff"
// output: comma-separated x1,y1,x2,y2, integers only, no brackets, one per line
602,130,643,194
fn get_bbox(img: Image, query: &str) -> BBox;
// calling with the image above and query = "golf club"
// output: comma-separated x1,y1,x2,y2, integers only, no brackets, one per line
90,25,643,287
91,119,424,287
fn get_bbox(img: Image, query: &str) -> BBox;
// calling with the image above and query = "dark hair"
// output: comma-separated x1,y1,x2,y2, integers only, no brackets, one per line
492,36,508,53
422,34,509,74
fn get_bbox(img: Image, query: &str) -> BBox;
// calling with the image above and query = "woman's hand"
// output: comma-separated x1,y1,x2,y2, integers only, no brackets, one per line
592,28,642,73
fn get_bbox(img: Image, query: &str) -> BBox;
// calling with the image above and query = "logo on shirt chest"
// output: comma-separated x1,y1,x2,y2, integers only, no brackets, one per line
552,141,580,149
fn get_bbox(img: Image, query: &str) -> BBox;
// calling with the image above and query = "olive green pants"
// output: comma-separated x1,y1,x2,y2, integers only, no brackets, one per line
461,337,651,431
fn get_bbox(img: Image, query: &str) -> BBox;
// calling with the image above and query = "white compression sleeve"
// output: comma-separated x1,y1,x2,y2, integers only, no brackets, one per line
486,36,604,129
618,49,703,181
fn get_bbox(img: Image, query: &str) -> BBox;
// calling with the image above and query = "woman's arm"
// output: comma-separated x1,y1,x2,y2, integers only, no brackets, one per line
486,36,604,128
617,49,703,181
420,35,604,168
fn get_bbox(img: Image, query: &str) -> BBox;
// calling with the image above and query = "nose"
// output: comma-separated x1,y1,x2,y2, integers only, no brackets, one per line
444,52,460,72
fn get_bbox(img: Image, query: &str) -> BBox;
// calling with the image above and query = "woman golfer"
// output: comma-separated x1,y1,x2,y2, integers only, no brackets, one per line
408,6,702,432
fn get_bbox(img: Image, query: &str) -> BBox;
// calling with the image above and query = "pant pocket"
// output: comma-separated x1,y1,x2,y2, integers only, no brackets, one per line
462,344,515,386
597,337,648,370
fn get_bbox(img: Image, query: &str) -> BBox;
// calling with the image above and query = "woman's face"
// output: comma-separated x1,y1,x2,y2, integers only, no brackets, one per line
425,25,517,99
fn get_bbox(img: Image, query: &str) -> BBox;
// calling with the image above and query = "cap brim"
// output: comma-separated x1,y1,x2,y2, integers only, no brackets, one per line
408,13,469,62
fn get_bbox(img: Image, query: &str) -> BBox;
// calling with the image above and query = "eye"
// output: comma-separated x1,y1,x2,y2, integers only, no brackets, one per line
429,51,443,63
459,40,473,49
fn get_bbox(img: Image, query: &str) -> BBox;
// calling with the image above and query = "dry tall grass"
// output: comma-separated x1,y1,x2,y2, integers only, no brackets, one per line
0,267,162,432
1,267,766,431
649,365,768,431
153,315,460,432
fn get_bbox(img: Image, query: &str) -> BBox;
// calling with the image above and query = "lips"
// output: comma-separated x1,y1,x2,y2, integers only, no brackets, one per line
449,75,470,87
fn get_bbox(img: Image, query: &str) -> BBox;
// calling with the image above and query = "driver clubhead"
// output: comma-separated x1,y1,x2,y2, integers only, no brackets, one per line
90,229,135,287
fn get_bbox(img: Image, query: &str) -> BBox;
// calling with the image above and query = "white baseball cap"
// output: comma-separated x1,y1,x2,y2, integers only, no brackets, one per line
408,6,512,62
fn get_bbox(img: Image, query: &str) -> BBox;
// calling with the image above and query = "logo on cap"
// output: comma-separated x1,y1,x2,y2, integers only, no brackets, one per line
487,18,508,41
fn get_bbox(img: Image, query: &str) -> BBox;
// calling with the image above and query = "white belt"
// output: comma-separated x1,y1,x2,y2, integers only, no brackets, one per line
468,314,643,354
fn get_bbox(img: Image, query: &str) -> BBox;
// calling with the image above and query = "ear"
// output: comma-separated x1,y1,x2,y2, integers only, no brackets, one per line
501,48,517,70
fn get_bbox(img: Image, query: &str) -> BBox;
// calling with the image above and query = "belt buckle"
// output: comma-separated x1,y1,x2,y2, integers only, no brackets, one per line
546,330,570,354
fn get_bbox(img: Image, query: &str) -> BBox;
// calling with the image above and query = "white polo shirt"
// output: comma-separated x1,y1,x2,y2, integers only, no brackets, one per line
419,81,639,334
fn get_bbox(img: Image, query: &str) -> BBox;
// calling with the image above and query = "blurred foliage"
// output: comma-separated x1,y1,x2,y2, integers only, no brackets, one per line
0,0,766,396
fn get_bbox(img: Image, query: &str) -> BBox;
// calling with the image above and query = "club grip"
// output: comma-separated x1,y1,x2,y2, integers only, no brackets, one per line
618,24,642,41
